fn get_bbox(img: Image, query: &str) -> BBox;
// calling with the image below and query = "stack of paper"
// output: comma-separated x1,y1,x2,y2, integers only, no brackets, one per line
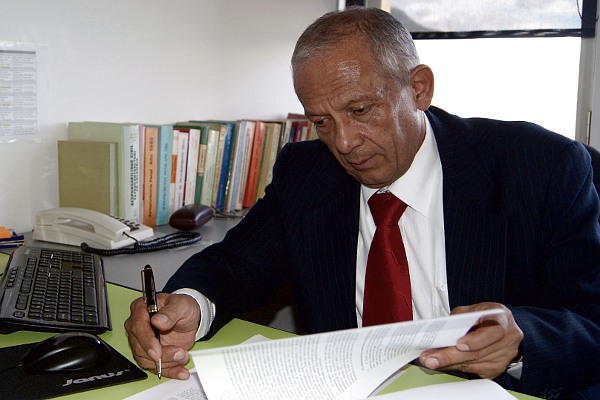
190,310,503,400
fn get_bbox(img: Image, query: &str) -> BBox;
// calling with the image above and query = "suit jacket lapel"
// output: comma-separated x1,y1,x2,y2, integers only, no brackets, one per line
428,108,509,308
301,157,361,331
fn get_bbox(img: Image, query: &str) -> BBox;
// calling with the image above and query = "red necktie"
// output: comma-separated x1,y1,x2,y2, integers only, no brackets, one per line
362,192,412,326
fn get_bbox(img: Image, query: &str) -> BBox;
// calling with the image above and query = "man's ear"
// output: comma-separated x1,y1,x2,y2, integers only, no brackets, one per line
409,64,434,110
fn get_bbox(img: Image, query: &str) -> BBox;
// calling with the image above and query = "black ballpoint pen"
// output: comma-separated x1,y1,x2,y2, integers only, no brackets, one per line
141,264,162,379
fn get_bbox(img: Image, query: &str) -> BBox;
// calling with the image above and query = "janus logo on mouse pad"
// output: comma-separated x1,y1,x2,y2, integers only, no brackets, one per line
62,369,129,386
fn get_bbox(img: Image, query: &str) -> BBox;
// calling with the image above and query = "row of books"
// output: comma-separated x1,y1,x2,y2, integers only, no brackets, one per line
58,115,316,227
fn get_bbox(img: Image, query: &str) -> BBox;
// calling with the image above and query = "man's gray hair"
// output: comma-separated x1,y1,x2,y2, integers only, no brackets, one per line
291,7,420,85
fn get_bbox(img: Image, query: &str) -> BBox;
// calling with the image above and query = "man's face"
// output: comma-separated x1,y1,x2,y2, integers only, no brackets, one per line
293,40,429,188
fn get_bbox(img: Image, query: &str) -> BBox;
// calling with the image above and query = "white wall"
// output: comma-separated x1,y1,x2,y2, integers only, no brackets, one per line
0,0,335,232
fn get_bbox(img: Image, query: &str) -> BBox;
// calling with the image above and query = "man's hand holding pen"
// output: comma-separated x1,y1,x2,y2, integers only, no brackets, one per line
141,265,162,378
124,268,201,380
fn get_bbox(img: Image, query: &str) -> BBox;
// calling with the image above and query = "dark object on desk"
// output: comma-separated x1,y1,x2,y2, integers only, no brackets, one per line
0,246,111,334
21,332,111,374
0,334,146,400
169,204,214,230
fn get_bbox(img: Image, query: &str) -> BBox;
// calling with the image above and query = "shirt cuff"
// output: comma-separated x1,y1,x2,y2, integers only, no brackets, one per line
507,356,523,379
172,288,216,341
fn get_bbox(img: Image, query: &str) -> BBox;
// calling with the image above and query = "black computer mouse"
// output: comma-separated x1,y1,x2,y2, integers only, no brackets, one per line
20,332,112,374
169,204,214,230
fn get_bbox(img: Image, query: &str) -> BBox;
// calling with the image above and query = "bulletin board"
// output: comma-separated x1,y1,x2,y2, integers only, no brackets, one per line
0,41,38,142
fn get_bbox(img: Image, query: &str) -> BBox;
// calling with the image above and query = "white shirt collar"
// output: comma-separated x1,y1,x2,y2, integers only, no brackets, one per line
362,115,440,217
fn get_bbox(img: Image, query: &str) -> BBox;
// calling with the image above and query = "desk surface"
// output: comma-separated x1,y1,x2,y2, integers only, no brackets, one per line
18,215,242,292
0,253,539,400
9,216,301,334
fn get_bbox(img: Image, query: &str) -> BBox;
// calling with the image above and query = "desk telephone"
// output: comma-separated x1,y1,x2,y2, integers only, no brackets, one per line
32,207,154,249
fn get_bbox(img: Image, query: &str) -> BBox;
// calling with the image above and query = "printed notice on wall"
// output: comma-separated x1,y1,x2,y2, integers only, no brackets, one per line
0,41,38,141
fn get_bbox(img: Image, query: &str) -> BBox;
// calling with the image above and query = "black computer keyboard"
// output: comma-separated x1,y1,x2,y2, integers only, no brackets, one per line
0,246,111,334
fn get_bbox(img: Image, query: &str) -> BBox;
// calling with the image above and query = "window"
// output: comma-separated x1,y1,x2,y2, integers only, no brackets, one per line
391,0,595,39
415,37,581,138
392,0,594,138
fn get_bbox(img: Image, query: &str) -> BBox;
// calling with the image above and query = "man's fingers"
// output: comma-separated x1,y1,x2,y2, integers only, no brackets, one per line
455,319,505,351
125,298,161,351
420,302,523,380
420,345,509,379
128,339,192,378
124,292,202,380
155,365,192,380
422,346,512,379
152,293,201,334
143,345,192,380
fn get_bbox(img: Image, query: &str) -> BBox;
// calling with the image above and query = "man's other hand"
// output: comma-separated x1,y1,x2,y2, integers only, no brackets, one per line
419,302,523,379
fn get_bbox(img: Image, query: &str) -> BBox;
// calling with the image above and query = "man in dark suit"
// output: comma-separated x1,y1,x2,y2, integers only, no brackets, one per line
125,7,600,399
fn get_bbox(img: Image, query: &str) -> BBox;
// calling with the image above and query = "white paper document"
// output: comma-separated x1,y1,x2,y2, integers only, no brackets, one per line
191,309,502,400
125,368,208,400
367,379,517,400
125,335,270,400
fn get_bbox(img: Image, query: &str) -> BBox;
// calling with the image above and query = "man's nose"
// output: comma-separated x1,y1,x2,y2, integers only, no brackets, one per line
334,120,363,154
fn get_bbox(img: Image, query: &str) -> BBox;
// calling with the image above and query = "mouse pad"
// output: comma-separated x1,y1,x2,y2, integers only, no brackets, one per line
0,336,147,399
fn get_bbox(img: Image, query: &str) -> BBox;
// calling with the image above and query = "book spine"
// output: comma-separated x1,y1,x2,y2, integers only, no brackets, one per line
236,121,255,210
137,124,145,223
108,143,117,215
194,127,209,204
211,128,226,208
307,123,317,140
173,129,189,212
200,129,219,207
242,122,266,208
124,124,141,222
142,126,159,227
281,119,293,150
264,123,281,191
300,124,308,141
255,123,275,200
215,123,235,212
155,125,173,225
226,122,245,213
184,128,201,206
292,121,302,142
169,131,180,215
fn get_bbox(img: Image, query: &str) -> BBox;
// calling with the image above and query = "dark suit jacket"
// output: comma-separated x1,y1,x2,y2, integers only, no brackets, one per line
165,106,600,399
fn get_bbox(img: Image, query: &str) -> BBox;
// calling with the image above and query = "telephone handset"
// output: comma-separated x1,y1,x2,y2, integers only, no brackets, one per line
32,207,154,249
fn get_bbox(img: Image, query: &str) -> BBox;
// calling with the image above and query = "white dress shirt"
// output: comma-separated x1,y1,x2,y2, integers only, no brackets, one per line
356,117,450,326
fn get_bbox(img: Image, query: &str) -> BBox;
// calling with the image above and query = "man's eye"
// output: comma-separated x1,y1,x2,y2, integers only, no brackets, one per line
313,118,332,134
354,106,369,115
313,117,330,127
